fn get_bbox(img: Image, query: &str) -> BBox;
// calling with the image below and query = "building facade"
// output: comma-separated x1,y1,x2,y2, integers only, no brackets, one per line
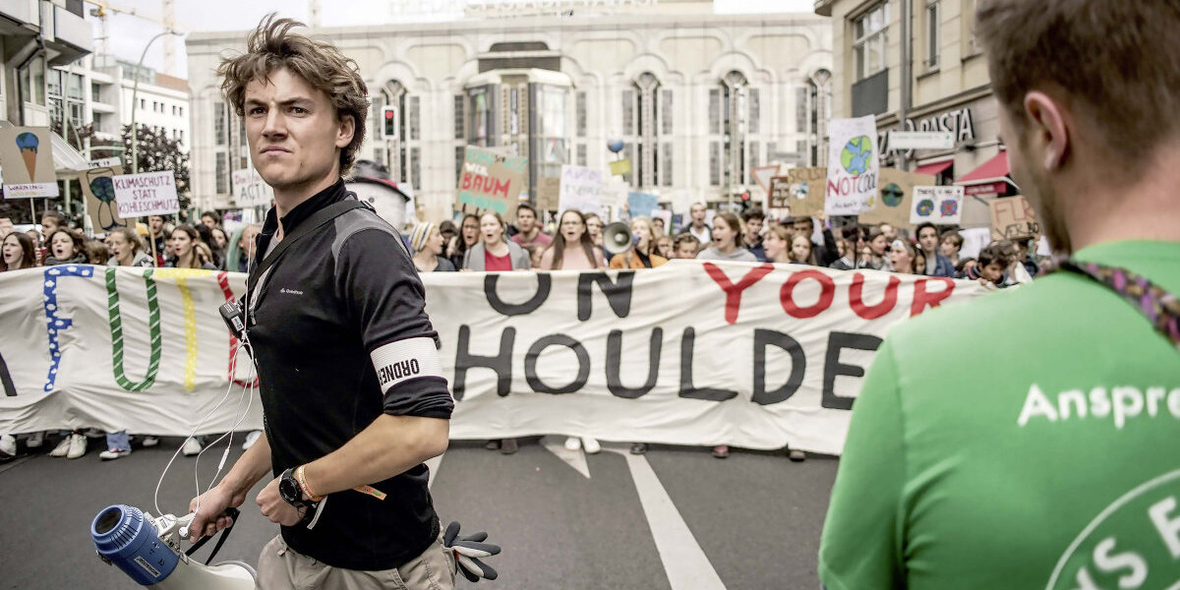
815,0,1010,227
185,7,832,220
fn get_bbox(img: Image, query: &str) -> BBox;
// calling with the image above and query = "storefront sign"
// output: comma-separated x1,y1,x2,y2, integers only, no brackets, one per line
879,107,976,155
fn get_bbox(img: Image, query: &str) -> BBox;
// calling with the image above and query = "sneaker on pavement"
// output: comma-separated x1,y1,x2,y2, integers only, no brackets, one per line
582,437,601,454
241,430,262,451
711,444,729,459
67,433,87,459
26,431,44,449
141,436,160,448
50,437,71,457
564,436,581,451
499,438,518,455
630,442,648,455
99,448,131,461
788,449,806,462
483,440,501,451
182,437,203,457
0,434,15,456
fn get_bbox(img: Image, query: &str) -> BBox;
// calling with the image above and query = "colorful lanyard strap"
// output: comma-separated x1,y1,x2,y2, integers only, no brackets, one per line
1053,259,1180,350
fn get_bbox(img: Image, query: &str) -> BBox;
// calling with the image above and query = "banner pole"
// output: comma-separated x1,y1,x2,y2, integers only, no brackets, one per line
29,199,35,226
147,217,159,267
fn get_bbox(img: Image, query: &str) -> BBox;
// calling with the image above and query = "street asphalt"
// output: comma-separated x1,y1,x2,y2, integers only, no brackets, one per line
0,434,837,590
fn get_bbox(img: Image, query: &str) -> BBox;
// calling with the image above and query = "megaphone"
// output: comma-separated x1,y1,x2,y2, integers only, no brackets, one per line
92,505,257,589
602,222,637,255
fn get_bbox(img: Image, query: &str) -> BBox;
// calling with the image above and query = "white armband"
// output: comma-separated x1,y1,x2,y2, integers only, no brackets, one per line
370,337,445,393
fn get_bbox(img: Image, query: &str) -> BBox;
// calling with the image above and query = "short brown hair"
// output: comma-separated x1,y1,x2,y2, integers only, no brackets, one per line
976,0,1180,176
218,14,369,175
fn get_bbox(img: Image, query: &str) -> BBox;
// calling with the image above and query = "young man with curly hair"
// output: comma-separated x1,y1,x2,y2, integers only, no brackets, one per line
187,15,455,589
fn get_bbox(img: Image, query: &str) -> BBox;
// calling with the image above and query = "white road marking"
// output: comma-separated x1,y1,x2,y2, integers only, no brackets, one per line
539,435,591,479
603,444,727,590
426,453,443,489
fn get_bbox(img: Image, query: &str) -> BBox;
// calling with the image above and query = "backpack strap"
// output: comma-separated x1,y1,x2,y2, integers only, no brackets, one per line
246,200,367,298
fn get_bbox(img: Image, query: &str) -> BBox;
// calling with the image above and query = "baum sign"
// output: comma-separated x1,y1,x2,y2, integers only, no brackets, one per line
0,262,984,455
112,171,180,217
455,146,527,221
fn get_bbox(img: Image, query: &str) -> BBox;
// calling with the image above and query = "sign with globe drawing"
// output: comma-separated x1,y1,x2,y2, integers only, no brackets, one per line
860,168,935,228
909,185,964,225
825,116,880,216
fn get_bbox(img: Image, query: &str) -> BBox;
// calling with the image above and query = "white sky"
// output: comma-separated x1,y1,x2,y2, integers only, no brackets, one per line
90,0,817,79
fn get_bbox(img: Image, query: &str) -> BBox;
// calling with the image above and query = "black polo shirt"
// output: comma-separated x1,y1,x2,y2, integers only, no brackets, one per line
248,178,453,570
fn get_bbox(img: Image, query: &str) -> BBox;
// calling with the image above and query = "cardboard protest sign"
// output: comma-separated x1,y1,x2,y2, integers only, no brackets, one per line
536,176,561,212
910,185,964,225
0,126,59,198
113,171,179,217
990,195,1039,240
769,176,790,209
825,116,880,216
558,165,604,214
627,192,659,218
232,168,274,208
455,146,528,221
82,165,128,232
784,167,827,218
859,168,934,228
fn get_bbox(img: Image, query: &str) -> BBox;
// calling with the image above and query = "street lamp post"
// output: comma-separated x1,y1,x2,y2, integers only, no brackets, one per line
129,30,182,174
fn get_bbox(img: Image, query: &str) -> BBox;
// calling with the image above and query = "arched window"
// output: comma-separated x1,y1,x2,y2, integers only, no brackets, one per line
622,72,672,188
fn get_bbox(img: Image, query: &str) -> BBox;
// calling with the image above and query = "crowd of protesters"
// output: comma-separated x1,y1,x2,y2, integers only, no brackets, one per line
1,200,1042,463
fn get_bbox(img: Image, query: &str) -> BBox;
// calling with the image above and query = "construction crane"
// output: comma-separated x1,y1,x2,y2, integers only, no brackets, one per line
87,0,182,76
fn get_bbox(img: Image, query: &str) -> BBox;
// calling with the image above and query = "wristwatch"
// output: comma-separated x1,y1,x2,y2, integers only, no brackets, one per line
279,467,311,509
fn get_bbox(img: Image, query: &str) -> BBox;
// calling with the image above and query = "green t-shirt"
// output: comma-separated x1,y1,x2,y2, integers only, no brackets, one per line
819,240,1180,590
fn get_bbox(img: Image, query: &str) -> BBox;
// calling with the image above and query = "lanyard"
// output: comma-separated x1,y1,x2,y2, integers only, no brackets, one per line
1052,259,1180,350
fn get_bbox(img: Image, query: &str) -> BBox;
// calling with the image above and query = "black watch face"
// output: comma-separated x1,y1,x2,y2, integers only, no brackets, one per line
280,476,302,505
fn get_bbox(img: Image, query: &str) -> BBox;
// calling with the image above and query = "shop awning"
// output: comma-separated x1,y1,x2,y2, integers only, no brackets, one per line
955,150,1015,195
914,160,953,176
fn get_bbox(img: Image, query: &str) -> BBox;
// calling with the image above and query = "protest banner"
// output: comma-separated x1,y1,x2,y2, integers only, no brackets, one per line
826,116,880,216
910,185,964,225
859,168,935,228
558,164,604,214
82,165,127,233
232,167,274,208
112,171,179,218
536,176,561,212
627,192,659,218
990,195,1038,240
784,167,827,218
0,126,59,198
0,263,984,456
455,146,528,221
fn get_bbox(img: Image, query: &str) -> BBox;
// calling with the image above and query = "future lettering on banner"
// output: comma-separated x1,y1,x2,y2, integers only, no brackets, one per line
112,171,180,217
455,146,528,221
826,116,880,216
0,263,985,456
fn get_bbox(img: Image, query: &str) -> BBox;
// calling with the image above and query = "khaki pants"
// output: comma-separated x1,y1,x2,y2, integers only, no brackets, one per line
257,533,455,590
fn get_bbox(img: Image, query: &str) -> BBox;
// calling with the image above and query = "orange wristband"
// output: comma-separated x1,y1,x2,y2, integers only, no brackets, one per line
294,465,323,502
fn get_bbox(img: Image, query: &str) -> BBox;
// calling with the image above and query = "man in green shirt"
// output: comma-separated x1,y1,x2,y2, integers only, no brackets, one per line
819,2,1180,589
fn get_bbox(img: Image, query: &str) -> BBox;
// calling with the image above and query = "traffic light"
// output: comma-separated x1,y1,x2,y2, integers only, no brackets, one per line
739,191,752,211
382,106,398,139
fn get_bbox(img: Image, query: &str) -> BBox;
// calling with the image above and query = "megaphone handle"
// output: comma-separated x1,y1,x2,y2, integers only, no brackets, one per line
185,507,240,564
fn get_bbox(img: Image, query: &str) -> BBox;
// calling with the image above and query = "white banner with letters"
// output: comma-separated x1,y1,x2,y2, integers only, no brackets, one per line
0,262,985,455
